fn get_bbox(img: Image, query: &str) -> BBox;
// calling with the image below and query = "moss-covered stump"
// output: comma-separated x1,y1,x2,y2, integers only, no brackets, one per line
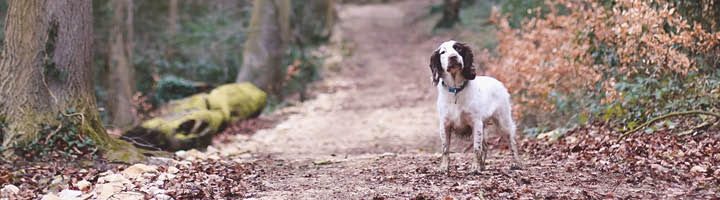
122,83,267,151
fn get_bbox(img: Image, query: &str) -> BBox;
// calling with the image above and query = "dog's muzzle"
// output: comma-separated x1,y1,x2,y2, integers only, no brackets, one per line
447,56,462,72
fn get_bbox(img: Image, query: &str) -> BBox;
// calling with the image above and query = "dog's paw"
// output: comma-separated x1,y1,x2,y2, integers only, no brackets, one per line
510,163,523,170
439,155,450,173
439,163,449,173
470,163,485,173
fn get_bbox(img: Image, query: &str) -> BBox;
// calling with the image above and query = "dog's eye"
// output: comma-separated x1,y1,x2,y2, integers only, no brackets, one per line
440,51,445,55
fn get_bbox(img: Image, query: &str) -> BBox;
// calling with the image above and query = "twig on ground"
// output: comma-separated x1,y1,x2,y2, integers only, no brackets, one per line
120,135,162,151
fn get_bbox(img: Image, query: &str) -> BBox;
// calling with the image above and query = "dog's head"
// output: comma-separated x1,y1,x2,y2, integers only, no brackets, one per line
430,40,476,86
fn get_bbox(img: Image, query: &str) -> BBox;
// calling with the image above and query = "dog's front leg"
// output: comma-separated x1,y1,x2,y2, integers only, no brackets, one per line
471,120,486,172
439,125,451,173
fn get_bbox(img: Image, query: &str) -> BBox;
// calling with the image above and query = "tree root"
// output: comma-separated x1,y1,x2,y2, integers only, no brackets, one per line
620,110,720,140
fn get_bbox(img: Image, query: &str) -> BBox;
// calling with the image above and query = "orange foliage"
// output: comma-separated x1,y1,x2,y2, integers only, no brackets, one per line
482,0,720,127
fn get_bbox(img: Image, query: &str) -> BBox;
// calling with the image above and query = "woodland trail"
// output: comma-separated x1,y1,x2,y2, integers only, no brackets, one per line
207,1,716,199
218,1,533,198
240,1,440,159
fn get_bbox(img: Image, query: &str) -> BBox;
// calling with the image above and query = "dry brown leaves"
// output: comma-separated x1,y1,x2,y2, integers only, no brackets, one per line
165,160,252,199
525,124,720,198
482,0,720,125
0,161,114,200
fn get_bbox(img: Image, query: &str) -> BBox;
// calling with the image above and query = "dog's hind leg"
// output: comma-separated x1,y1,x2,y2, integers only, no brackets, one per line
496,105,522,169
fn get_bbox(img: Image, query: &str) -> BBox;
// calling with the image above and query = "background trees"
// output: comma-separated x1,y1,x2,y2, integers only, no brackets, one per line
0,0,142,161
107,0,136,129
0,0,339,158
236,0,292,93
436,0,461,28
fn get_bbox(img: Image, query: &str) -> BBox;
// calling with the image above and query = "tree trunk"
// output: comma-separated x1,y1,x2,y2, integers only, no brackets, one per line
165,0,179,60
292,0,336,45
168,0,178,38
435,0,461,29
236,0,292,93
108,0,137,129
0,0,143,162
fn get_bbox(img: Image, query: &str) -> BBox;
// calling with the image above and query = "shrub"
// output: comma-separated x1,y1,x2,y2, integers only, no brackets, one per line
481,0,720,132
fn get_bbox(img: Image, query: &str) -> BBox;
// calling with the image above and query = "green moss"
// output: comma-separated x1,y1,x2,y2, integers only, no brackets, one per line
207,83,267,121
103,139,146,164
122,82,267,151
141,109,225,136
5,109,54,148
5,108,146,163
79,115,146,163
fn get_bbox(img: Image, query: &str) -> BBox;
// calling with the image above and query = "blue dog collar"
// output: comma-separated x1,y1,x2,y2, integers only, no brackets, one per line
442,80,468,94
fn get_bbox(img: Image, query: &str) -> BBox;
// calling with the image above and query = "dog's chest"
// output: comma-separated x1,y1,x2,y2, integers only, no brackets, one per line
442,105,472,129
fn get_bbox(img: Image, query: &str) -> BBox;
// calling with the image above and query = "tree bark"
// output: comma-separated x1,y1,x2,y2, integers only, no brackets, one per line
168,0,178,38
165,0,179,59
108,0,137,129
435,0,461,29
236,0,292,93
292,0,336,45
0,0,143,162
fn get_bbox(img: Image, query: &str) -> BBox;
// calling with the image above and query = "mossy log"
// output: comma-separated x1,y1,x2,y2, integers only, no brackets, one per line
208,84,268,121
122,83,266,151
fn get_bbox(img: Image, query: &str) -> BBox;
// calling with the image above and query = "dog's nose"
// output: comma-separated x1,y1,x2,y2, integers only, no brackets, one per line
448,55,461,68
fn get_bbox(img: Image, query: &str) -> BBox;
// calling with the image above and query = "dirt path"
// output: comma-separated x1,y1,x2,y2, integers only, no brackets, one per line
205,1,716,199
212,1,537,198
242,1,440,158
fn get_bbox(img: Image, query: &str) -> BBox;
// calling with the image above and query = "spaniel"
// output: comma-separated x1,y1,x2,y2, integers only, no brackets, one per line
429,40,521,172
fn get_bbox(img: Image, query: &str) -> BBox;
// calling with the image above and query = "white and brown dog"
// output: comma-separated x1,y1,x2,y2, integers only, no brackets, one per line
429,40,521,172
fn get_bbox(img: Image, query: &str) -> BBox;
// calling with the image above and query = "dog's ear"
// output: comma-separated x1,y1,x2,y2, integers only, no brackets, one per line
430,49,441,86
455,42,476,80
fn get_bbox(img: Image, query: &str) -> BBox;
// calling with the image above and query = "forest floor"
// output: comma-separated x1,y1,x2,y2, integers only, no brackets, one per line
1,0,718,199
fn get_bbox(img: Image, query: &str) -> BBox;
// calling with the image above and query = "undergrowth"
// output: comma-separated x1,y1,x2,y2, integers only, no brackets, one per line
264,44,323,112
463,0,720,134
14,110,99,161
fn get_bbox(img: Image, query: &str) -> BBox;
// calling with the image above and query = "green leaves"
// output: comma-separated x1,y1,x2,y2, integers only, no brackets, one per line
15,110,97,161
154,75,202,103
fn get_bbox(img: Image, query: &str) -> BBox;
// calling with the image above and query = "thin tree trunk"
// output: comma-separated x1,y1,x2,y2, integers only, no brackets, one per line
292,0,336,45
0,0,143,162
168,0,178,37
236,0,292,93
435,0,461,29
108,0,137,129
166,0,179,59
